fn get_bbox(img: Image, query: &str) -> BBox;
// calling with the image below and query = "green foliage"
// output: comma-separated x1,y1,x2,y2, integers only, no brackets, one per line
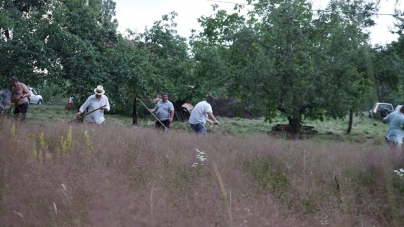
139,12,199,103
190,7,246,103
370,45,403,103
0,0,157,115
0,9,16,30
192,0,378,133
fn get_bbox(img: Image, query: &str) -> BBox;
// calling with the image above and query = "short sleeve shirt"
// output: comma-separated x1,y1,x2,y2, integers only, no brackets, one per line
384,111,404,144
154,100,174,121
189,101,213,124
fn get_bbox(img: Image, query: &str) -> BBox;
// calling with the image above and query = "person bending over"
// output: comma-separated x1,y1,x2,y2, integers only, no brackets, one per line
189,95,220,136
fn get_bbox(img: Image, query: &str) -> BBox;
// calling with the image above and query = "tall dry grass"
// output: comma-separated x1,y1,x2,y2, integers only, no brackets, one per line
0,119,404,226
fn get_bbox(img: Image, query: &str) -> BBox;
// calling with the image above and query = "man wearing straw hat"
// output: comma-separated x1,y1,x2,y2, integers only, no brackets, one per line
76,85,110,125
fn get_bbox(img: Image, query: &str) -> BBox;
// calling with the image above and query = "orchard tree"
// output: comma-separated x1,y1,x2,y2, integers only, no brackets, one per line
195,0,376,133
140,12,197,121
100,32,157,124
0,0,56,88
383,5,404,104
0,0,119,96
315,0,375,134
370,45,402,103
0,0,48,39
190,5,246,109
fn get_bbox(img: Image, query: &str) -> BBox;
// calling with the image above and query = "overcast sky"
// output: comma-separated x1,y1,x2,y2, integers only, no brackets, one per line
114,0,404,46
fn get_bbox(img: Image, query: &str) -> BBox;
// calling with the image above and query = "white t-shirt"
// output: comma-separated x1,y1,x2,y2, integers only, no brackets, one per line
189,100,212,124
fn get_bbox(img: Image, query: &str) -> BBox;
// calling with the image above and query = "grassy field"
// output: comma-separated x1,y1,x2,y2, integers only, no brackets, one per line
27,104,387,140
1,104,403,226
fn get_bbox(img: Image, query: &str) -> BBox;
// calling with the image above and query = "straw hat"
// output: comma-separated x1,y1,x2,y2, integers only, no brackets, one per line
94,85,105,95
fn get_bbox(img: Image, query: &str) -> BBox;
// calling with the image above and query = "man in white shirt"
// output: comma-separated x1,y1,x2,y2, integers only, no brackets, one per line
189,95,220,135
76,85,110,125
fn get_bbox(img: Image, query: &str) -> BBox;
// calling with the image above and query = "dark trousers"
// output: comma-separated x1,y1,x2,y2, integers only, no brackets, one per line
155,120,170,129
14,102,29,122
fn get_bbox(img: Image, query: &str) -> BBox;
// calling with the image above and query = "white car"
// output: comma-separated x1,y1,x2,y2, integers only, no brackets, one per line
28,87,43,105
369,102,393,119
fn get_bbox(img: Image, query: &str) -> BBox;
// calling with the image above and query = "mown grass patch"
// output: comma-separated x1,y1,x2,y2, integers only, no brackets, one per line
25,104,387,142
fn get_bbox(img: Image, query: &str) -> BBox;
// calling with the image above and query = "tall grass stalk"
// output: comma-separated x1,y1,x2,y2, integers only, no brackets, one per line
213,163,233,227
381,150,403,227
150,184,157,225
303,149,306,186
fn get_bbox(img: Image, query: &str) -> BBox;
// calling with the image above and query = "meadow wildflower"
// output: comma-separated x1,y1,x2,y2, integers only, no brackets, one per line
192,149,207,167
394,168,404,179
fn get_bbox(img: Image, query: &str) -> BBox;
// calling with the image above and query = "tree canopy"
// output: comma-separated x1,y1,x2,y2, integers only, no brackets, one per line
191,0,379,133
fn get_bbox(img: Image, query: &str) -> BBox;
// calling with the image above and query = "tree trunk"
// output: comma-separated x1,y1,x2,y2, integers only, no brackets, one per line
346,108,353,134
380,85,385,102
288,114,302,134
376,84,383,102
173,100,190,122
132,97,137,125
4,29,10,39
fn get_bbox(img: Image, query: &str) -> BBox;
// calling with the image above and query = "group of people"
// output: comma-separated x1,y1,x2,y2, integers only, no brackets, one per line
4,76,404,140
74,86,221,135
85,88,404,142
147,93,220,135
74,85,220,135
1,76,220,135
78,87,221,135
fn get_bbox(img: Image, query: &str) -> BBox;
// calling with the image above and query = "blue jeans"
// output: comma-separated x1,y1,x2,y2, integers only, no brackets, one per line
190,123,207,136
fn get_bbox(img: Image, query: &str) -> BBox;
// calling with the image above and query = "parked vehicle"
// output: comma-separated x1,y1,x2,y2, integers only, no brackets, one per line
369,102,394,119
28,87,43,105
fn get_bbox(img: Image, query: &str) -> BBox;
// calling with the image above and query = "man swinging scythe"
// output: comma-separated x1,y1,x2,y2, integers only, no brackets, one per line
70,85,110,125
